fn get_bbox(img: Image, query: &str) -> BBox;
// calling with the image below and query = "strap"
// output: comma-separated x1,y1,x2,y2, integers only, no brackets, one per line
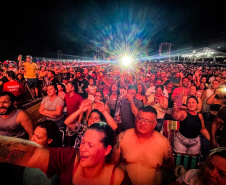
110,165,117,185
72,160,80,176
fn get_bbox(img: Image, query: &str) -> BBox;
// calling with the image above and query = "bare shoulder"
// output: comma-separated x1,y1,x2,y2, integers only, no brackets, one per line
115,129,134,149
152,131,170,144
113,166,125,185
17,110,31,122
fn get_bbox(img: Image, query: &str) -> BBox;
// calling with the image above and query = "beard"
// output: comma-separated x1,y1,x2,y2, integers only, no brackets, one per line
0,105,14,115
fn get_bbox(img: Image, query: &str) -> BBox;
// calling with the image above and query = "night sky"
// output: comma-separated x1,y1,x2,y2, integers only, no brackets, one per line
1,0,225,61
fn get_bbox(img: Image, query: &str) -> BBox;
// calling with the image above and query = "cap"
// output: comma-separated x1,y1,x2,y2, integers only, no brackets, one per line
26,55,32,60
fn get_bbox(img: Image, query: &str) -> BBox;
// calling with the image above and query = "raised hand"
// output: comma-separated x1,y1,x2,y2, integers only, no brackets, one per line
95,101,106,113
79,99,92,112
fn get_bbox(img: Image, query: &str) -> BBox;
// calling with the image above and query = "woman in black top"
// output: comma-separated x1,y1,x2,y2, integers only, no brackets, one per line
172,96,210,155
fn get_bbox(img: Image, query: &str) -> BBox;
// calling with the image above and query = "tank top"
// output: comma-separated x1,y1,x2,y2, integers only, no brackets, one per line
179,111,202,138
0,109,26,138
72,161,117,185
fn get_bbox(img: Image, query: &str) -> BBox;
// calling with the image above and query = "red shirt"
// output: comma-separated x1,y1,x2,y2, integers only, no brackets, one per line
65,93,83,118
3,80,24,96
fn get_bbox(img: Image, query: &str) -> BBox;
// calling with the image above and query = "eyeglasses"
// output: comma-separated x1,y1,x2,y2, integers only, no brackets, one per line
136,116,156,125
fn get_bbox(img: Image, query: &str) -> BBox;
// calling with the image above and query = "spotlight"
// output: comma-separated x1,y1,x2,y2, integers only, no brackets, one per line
121,56,132,66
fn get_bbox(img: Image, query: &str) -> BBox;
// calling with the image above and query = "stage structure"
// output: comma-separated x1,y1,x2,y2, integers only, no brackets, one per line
159,43,171,62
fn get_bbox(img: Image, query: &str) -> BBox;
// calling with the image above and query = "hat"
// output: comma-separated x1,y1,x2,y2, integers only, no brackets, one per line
26,55,32,59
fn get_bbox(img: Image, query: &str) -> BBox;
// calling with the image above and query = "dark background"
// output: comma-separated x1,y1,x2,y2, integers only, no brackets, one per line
0,0,225,61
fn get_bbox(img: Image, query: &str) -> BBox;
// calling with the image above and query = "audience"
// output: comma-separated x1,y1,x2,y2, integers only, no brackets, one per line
1,57,226,184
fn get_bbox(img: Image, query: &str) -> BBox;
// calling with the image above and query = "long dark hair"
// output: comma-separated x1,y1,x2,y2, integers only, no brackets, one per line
88,122,116,163
35,121,62,147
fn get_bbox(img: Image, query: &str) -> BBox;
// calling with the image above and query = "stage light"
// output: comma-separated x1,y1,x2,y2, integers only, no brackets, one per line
121,56,132,66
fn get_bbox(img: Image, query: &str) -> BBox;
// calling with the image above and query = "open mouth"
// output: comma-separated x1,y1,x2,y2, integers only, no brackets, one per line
80,154,89,160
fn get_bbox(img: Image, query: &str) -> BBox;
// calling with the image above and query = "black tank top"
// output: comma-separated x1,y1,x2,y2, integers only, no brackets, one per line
180,111,202,138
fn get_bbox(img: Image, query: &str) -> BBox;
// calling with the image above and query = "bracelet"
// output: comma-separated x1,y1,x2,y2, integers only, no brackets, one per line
129,100,134,103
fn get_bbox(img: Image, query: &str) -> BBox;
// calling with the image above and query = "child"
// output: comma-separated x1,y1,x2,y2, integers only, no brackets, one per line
86,78,97,102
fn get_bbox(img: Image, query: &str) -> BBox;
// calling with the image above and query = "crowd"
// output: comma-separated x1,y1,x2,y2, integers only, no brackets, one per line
0,54,226,185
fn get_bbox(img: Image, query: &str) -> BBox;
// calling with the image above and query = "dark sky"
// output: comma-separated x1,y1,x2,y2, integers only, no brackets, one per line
0,0,225,61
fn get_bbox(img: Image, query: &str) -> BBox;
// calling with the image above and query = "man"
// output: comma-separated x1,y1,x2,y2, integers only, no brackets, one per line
83,68,91,81
120,85,143,131
23,55,39,98
0,69,8,93
64,81,83,119
43,70,59,89
210,105,226,148
0,91,33,139
171,77,190,101
3,71,24,97
73,68,89,98
112,106,174,185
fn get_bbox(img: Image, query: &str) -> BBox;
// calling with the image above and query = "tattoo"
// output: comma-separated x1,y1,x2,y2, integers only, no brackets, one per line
0,140,26,165
116,131,126,149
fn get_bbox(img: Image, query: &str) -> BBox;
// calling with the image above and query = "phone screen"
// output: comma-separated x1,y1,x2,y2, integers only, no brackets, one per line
175,95,183,108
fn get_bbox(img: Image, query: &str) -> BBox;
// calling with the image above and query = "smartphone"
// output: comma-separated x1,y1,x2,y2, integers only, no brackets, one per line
175,95,183,109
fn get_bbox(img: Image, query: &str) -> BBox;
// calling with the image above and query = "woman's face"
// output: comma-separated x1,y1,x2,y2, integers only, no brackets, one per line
88,112,101,126
57,85,63,92
95,92,103,101
200,83,205,90
190,86,197,95
79,129,110,168
137,84,143,93
89,79,94,85
17,74,22,80
155,87,163,97
111,84,118,92
47,85,57,97
203,155,226,185
187,98,198,111
30,126,51,147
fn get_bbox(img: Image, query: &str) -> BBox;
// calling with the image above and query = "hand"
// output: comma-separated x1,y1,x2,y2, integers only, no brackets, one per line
126,93,133,102
79,99,92,112
210,140,219,149
154,97,160,103
173,103,180,112
95,101,106,113
214,88,221,95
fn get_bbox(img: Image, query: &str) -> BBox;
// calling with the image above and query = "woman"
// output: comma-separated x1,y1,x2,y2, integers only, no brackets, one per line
106,83,120,117
135,83,146,105
23,121,62,185
65,99,117,148
0,123,132,185
146,85,168,132
182,85,203,112
172,96,210,155
87,90,110,119
174,147,226,185
39,84,65,128
57,83,66,100
165,81,174,120
196,82,207,98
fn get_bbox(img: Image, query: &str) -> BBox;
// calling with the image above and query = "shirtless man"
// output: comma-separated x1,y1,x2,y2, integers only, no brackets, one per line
112,106,174,185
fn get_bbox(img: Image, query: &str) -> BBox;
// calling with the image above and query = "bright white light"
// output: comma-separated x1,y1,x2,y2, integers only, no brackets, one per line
122,56,132,66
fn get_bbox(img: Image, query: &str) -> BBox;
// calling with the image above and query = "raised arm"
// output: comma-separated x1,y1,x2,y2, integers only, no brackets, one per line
96,101,117,131
172,103,186,121
64,100,91,131
0,136,49,172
